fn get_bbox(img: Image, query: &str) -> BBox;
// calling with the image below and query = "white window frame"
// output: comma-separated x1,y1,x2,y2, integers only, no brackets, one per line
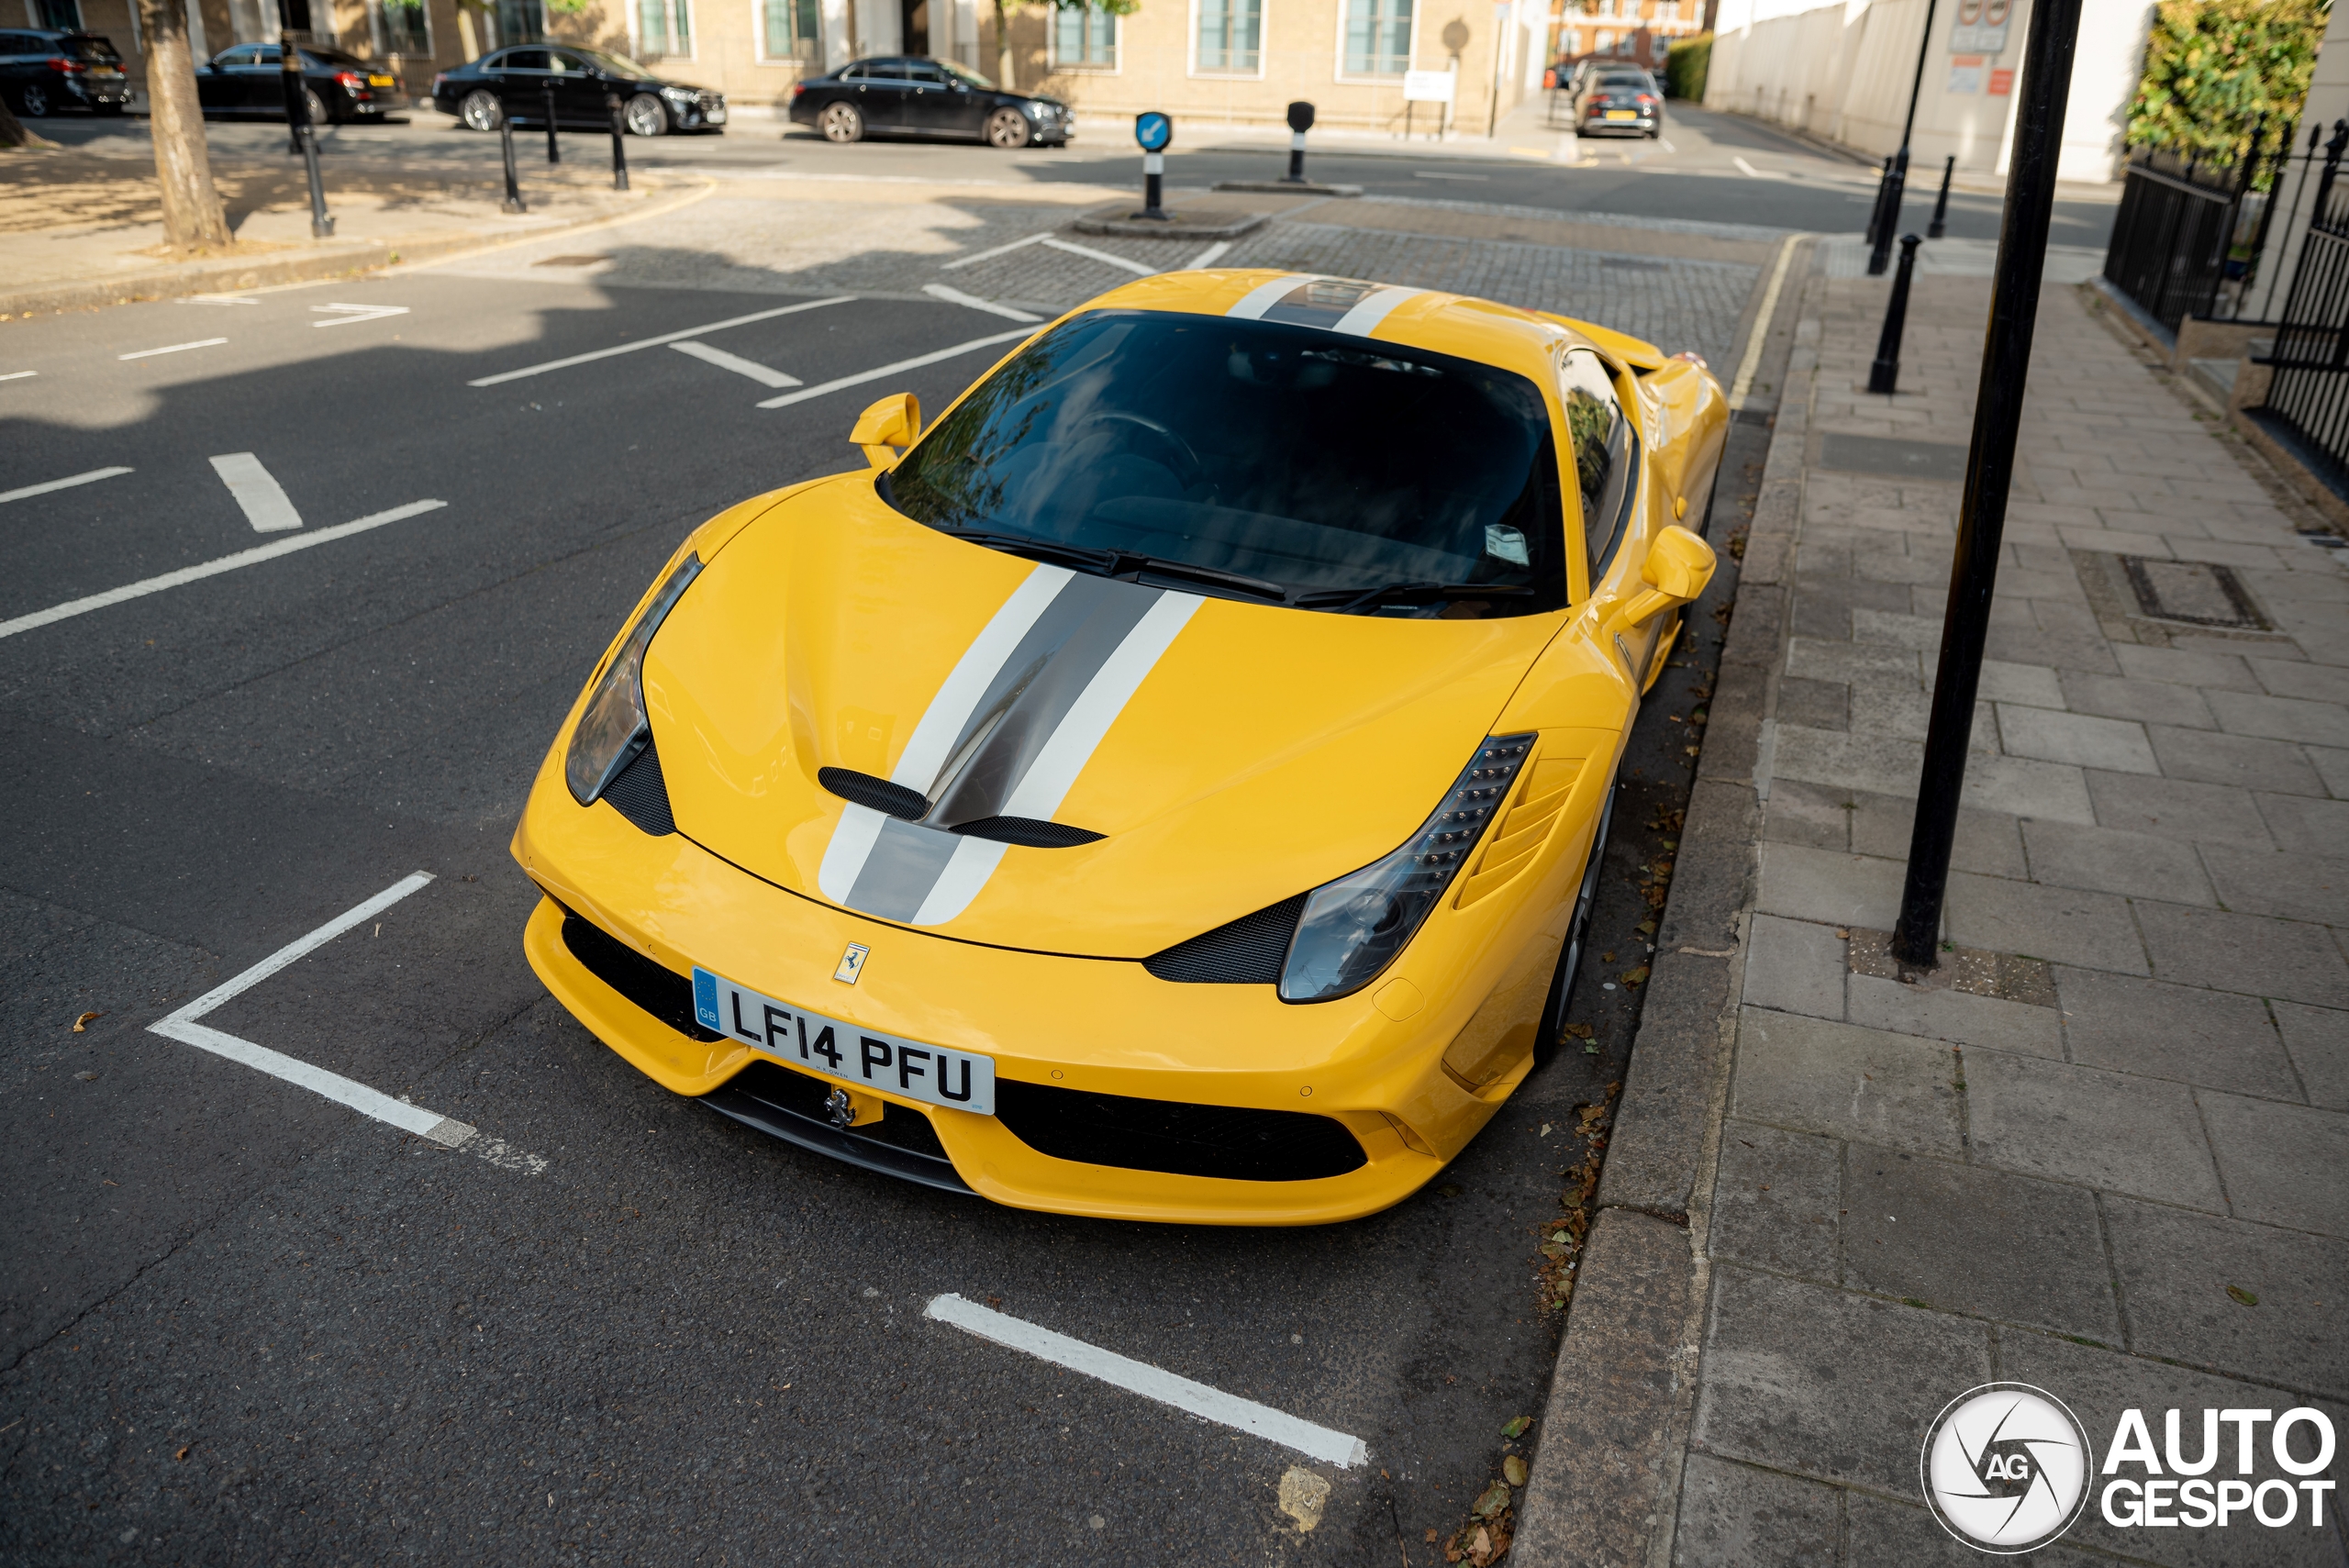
754,0,822,64
630,0,696,61
1047,2,1119,72
1187,0,1264,78
1331,0,1415,82
368,0,435,56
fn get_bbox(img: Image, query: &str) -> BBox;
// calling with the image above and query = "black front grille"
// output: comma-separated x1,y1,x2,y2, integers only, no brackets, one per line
952,816,1105,848
602,739,676,835
818,766,926,819
560,911,720,1041
1143,895,1306,984
995,1079,1365,1182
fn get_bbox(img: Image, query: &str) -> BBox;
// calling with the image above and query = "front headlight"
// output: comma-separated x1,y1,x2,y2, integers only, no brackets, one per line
1027,99,1051,117
1278,733,1535,1002
565,553,703,806
660,84,695,101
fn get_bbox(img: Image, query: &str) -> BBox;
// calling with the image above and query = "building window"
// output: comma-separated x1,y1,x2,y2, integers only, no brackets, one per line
1594,29,1611,50
373,0,430,52
489,0,543,45
34,0,83,28
1558,26,1576,52
1341,0,1409,74
763,0,819,61
1052,3,1117,66
637,0,691,57
1197,0,1261,72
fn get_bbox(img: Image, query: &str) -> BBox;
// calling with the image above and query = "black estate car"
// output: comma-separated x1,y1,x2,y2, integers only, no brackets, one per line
1,29,128,117
430,46,725,136
787,56,1071,148
196,43,402,124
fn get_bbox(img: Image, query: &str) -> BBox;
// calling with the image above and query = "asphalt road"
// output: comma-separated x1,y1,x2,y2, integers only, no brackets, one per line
0,186,1760,1562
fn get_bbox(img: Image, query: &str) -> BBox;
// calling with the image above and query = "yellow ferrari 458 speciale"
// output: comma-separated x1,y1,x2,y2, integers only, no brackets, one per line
512,269,1726,1225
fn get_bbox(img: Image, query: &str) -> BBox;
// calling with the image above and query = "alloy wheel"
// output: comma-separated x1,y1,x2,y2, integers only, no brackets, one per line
625,92,667,136
818,101,861,143
460,88,502,130
20,83,50,117
985,106,1030,149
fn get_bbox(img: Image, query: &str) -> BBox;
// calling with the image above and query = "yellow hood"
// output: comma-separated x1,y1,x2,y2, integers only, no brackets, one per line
641,473,1562,957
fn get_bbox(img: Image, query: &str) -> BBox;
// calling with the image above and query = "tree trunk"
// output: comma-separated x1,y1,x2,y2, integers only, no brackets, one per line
0,93,36,149
137,0,232,250
993,0,1016,92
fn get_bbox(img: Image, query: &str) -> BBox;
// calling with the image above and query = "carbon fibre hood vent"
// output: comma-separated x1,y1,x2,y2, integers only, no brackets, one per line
603,738,677,836
818,766,927,820
817,768,1104,848
1143,895,1306,984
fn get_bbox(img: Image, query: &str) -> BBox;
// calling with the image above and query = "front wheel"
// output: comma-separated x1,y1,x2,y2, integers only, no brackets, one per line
1538,786,1617,1056
460,87,502,130
985,106,1031,149
818,100,862,142
624,92,668,136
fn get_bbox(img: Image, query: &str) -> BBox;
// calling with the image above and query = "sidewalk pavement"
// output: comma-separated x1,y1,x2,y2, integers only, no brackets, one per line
1521,251,2349,1563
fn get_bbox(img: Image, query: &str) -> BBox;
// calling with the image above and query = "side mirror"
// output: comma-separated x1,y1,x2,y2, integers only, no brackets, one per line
851,392,920,469
1619,524,1715,624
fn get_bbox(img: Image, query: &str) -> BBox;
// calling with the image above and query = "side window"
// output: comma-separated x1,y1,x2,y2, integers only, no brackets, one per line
906,62,947,83
1559,347,1632,585
500,47,551,69
839,61,865,78
547,50,585,72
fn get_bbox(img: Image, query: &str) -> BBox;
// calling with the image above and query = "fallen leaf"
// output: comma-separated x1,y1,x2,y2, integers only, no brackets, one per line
1834,929,1850,940
2227,1284,2259,1307
174,1445,189,1461
1501,1415,1532,1438
1623,966,1650,986
1473,1480,1511,1518
72,1011,103,1032
1470,1525,1494,1562
1564,1023,1594,1040
1601,951,1616,963
1502,1456,1529,1486
1426,1529,1441,1543
1635,919,1656,935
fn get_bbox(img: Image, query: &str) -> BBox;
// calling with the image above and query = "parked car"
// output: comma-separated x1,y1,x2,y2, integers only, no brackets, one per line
1,28,129,117
429,46,725,136
1574,65,1663,138
787,55,1072,148
195,43,402,124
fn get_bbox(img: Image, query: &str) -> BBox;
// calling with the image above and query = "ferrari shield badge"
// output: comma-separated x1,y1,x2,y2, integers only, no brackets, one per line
833,942,870,984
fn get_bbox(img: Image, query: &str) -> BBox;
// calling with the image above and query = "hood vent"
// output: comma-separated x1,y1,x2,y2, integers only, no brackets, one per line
1143,894,1306,984
818,767,927,820
952,816,1105,848
818,767,1104,848
603,739,677,836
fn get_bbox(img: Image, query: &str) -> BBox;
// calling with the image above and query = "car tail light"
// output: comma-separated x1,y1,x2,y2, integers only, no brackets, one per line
49,56,86,72
1638,93,1656,105
790,81,807,96
336,71,364,88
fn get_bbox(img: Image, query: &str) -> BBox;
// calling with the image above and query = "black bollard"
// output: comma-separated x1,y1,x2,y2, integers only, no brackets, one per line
1867,234,1920,394
1868,150,1909,274
1927,154,1954,238
1283,100,1314,184
543,79,560,163
280,35,305,155
1865,153,1894,248
499,108,528,214
299,118,335,237
607,91,630,191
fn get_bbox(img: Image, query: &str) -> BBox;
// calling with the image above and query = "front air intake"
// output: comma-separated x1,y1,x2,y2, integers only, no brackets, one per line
1143,895,1306,984
995,1079,1367,1182
560,910,719,1041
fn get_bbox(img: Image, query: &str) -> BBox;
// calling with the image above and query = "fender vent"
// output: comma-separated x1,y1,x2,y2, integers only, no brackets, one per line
818,767,927,819
560,910,720,1041
601,738,677,836
995,1079,1366,1182
952,816,1106,848
1142,895,1306,984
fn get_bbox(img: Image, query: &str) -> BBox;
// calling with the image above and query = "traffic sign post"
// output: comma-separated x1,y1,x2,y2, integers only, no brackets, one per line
1284,100,1314,184
1132,111,1173,221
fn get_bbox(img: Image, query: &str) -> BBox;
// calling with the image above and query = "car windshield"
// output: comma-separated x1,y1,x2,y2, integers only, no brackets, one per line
938,59,994,88
581,48,654,74
68,34,121,61
885,308,1568,618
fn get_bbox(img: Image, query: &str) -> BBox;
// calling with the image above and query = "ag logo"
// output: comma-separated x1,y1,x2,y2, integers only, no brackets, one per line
1921,1384,2093,1553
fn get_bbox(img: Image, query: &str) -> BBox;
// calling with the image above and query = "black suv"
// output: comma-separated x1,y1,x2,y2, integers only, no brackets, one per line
788,56,1071,148
430,46,726,136
1,29,128,117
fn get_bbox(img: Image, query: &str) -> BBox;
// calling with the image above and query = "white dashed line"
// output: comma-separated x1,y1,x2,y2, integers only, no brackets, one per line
118,338,228,361
0,466,132,506
1040,237,1158,276
920,284,1043,323
926,1295,1367,1468
178,294,261,306
208,452,304,533
467,295,854,386
312,303,411,328
150,875,547,1173
940,231,1053,271
1732,156,1774,178
0,498,444,641
755,329,1031,410
669,339,806,387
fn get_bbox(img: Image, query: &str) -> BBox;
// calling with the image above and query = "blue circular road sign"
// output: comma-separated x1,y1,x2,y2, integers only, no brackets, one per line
1134,111,1173,152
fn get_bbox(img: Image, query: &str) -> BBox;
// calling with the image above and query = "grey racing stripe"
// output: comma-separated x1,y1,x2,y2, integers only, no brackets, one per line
842,817,965,923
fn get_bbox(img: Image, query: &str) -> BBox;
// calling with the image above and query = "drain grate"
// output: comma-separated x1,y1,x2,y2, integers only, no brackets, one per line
2119,557,2270,629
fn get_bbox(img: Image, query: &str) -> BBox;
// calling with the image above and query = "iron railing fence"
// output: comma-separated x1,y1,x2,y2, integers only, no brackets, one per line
2101,122,2316,330
2258,123,2349,489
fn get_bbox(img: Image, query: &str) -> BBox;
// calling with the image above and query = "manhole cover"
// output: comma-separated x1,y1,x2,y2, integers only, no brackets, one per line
1818,433,1968,482
2120,556,2269,629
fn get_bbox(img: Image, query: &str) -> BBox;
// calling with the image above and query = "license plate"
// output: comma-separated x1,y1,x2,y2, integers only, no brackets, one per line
693,964,995,1115
706,106,728,123
1604,109,1637,120
369,74,395,85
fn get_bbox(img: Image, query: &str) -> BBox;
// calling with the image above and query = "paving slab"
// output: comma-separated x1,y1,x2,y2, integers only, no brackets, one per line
1668,1454,1843,1568
1962,1050,2226,1210
2136,903,2349,1010
2274,1001,2349,1109
2052,967,2301,1097
1731,1008,1964,1157
2198,1093,2349,1237
1708,1121,1843,1282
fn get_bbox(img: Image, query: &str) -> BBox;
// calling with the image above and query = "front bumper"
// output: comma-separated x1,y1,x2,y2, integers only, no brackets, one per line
510,773,1547,1226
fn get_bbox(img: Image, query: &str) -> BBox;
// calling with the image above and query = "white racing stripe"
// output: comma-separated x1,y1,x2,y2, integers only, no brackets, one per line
921,284,1042,323
119,339,228,361
1226,273,1316,319
1040,237,1157,277
0,466,131,506
466,295,853,386
926,1295,1369,1469
669,339,805,388
208,451,304,533
1331,286,1424,337
755,329,1032,411
0,499,444,641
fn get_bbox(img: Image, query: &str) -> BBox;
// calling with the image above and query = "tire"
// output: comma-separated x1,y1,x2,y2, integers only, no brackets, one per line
985,106,1030,149
1537,784,1617,1056
818,100,861,143
460,87,502,130
302,86,329,127
624,91,668,136
19,82,50,117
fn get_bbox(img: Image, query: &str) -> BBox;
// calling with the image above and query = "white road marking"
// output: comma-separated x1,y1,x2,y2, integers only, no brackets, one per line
150,873,547,1173
466,295,854,386
669,339,805,387
1660,137,1677,151
921,284,1043,323
312,303,411,328
756,328,1031,410
1413,170,1487,181
118,338,228,361
0,499,443,641
208,451,304,532
1188,240,1233,268
0,466,132,506
1040,237,1157,276
179,294,261,306
940,231,1053,271
926,1295,1368,1469
1732,156,1776,178
0,371,37,383
1731,232,1805,410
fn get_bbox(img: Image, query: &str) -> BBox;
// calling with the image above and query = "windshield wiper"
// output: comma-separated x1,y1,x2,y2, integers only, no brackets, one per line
1106,553,1290,602
942,529,1124,573
942,528,1289,604
1294,581,1539,615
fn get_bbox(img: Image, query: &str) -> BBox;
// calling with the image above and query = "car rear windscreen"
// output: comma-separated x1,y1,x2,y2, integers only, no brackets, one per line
885,307,1568,617
68,34,122,60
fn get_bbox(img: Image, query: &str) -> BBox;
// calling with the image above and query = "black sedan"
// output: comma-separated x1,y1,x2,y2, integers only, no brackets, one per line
1573,65,1662,138
1,28,130,117
787,56,1071,148
429,46,724,136
195,43,403,124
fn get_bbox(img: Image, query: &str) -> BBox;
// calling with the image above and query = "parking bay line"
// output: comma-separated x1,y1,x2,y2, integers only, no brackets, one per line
1,465,132,506
756,329,1031,411
118,338,229,361
1040,237,1158,277
208,451,304,533
925,1294,1368,1469
0,498,443,641
1,370,36,383
151,872,546,1173
920,284,1042,323
467,295,854,386
670,339,804,388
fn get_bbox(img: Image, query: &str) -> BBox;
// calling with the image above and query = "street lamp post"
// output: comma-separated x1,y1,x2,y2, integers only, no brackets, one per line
1867,0,1941,275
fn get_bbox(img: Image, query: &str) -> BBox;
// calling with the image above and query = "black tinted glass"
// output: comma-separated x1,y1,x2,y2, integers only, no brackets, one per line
498,48,551,68
303,47,364,66
69,34,121,60
1595,72,1649,86
887,310,1567,618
